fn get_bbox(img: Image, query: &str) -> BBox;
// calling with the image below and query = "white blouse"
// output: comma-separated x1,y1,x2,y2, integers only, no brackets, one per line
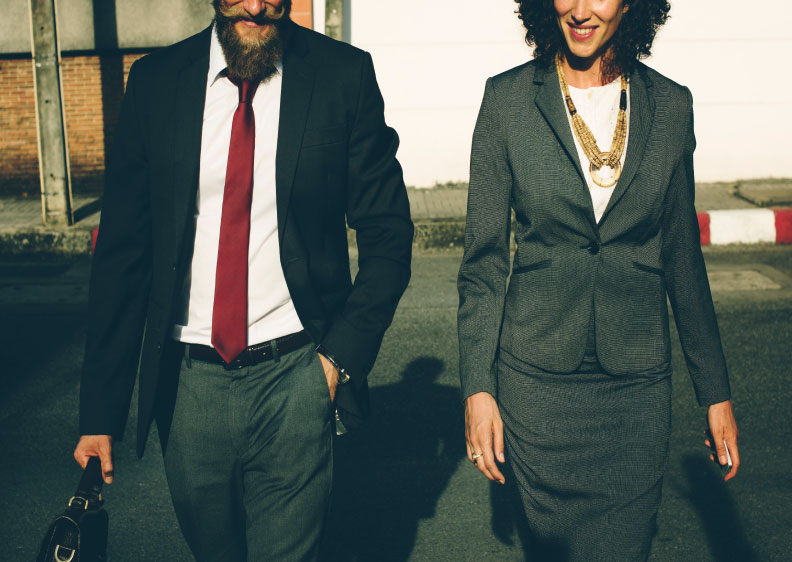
564,77,631,223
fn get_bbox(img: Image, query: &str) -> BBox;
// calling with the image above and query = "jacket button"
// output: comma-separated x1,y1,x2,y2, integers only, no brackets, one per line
587,242,600,255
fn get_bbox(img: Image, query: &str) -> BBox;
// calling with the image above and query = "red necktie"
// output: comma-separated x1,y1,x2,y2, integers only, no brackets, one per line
211,77,259,364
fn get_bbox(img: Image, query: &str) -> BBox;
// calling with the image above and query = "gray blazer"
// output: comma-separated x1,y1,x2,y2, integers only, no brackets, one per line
457,59,731,407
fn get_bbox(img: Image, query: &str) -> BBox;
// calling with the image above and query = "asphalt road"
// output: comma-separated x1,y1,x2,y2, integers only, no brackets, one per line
1,247,790,561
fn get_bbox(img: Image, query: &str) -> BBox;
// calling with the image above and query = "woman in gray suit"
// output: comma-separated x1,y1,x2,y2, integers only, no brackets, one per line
458,0,741,559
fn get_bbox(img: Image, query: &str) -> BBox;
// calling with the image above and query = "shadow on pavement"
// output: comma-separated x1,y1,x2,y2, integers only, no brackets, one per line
322,357,465,561
73,197,102,223
678,454,757,561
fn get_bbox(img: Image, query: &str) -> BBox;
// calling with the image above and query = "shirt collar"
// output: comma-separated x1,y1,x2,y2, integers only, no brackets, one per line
208,22,283,87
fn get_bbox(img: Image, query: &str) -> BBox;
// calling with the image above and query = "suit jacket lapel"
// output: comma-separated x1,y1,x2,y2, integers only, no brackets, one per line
600,65,655,220
533,64,597,230
171,26,211,245
276,26,316,241
534,64,586,185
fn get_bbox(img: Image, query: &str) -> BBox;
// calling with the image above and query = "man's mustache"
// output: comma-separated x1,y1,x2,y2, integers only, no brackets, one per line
216,2,288,25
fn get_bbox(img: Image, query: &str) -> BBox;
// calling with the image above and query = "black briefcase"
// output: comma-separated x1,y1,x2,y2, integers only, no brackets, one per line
37,456,108,562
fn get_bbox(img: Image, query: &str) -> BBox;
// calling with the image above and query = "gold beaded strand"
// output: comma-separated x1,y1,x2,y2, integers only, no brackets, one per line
555,53,628,188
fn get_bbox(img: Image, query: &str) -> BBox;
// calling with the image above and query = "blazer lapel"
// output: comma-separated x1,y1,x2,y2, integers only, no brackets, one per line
533,64,597,230
171,26,211,244
534,64,586,186
276,26,316,242
600,65,655,220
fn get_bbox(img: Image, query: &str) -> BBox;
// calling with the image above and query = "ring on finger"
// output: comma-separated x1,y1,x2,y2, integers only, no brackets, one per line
471,452,483,465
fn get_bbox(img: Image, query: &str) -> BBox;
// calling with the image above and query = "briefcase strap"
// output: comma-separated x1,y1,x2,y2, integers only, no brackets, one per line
70,456,104,509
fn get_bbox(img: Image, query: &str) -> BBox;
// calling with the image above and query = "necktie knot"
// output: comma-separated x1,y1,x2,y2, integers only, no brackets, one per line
228,74,259,104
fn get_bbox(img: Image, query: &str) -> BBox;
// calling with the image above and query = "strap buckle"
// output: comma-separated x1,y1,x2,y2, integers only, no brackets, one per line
67,492,102,510
67,496,89,510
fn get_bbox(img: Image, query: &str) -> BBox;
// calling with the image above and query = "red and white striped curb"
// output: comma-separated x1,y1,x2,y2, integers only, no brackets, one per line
698,209,792,245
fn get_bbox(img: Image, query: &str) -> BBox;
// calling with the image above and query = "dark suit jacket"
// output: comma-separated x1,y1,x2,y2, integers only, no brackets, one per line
458,59,730,407
80,22,414,457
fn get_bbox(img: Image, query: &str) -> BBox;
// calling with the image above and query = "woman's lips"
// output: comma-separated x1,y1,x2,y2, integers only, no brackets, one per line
568,23,597,41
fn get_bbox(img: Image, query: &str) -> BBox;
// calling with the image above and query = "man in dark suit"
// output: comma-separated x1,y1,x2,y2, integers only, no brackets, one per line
73,1,413,559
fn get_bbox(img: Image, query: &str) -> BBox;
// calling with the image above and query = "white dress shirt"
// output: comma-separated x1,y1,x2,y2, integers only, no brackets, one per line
173,25,304,346
565,78,631,223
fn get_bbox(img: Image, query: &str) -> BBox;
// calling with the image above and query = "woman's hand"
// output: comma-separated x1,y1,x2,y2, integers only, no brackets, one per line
465,392,506,484
704,399,740,481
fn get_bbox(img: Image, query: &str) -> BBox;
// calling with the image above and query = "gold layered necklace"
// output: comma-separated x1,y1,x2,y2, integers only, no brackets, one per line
555,53,628,188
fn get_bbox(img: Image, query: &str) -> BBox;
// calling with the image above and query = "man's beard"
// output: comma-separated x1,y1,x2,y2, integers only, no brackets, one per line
213,0,292,82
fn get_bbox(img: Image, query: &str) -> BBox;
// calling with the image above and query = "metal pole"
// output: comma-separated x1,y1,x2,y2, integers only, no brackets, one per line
28,0,73,227
325,0,343,41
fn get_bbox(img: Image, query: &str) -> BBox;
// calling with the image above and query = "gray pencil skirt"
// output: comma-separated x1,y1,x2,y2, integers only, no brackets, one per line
497,350,672,562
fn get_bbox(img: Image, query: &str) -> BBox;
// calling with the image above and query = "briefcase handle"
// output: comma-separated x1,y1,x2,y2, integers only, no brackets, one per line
69,456,104,510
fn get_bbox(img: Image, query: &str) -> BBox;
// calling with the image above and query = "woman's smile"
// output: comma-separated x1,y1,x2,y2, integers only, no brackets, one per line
567,22,598,41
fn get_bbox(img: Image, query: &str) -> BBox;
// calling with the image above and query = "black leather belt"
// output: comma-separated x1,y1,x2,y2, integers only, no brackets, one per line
189,330,312,370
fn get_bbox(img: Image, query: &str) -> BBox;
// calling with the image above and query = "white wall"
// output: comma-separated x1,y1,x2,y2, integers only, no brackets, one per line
647,3,791,182
312,0,325,34
351,0,527,186
348,0,792,186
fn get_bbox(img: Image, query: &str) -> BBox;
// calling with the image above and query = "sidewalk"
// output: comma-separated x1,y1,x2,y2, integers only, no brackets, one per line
1,180,791,256
0,195,100,257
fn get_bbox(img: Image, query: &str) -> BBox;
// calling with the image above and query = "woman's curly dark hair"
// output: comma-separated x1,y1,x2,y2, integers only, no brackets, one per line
516,0,671,77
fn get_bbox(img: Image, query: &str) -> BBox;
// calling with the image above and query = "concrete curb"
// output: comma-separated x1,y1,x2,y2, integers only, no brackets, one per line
0,226,93,258
699,209,792,246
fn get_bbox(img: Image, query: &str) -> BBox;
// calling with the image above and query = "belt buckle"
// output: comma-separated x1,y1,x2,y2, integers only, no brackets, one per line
223,351,248,370
248,341,273,365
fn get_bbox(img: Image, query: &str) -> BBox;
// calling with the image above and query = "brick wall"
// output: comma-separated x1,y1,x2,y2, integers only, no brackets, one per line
0,53,145,197
63,53,145,195
291,0,313,29
0,58,39,196
0,0,313,197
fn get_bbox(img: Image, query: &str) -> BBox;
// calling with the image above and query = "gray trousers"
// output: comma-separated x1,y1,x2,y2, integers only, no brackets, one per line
161,342,334,562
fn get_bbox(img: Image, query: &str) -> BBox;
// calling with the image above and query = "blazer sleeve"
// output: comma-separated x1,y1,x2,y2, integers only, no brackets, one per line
662,88,731,407
80,60,153,439
457,78,513,401
319,52,413,382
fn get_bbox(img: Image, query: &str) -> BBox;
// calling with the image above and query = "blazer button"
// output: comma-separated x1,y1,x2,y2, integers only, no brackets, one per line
587,242,600,255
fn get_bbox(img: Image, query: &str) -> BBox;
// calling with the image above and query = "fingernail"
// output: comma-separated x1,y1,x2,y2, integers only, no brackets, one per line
719,455,727,465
